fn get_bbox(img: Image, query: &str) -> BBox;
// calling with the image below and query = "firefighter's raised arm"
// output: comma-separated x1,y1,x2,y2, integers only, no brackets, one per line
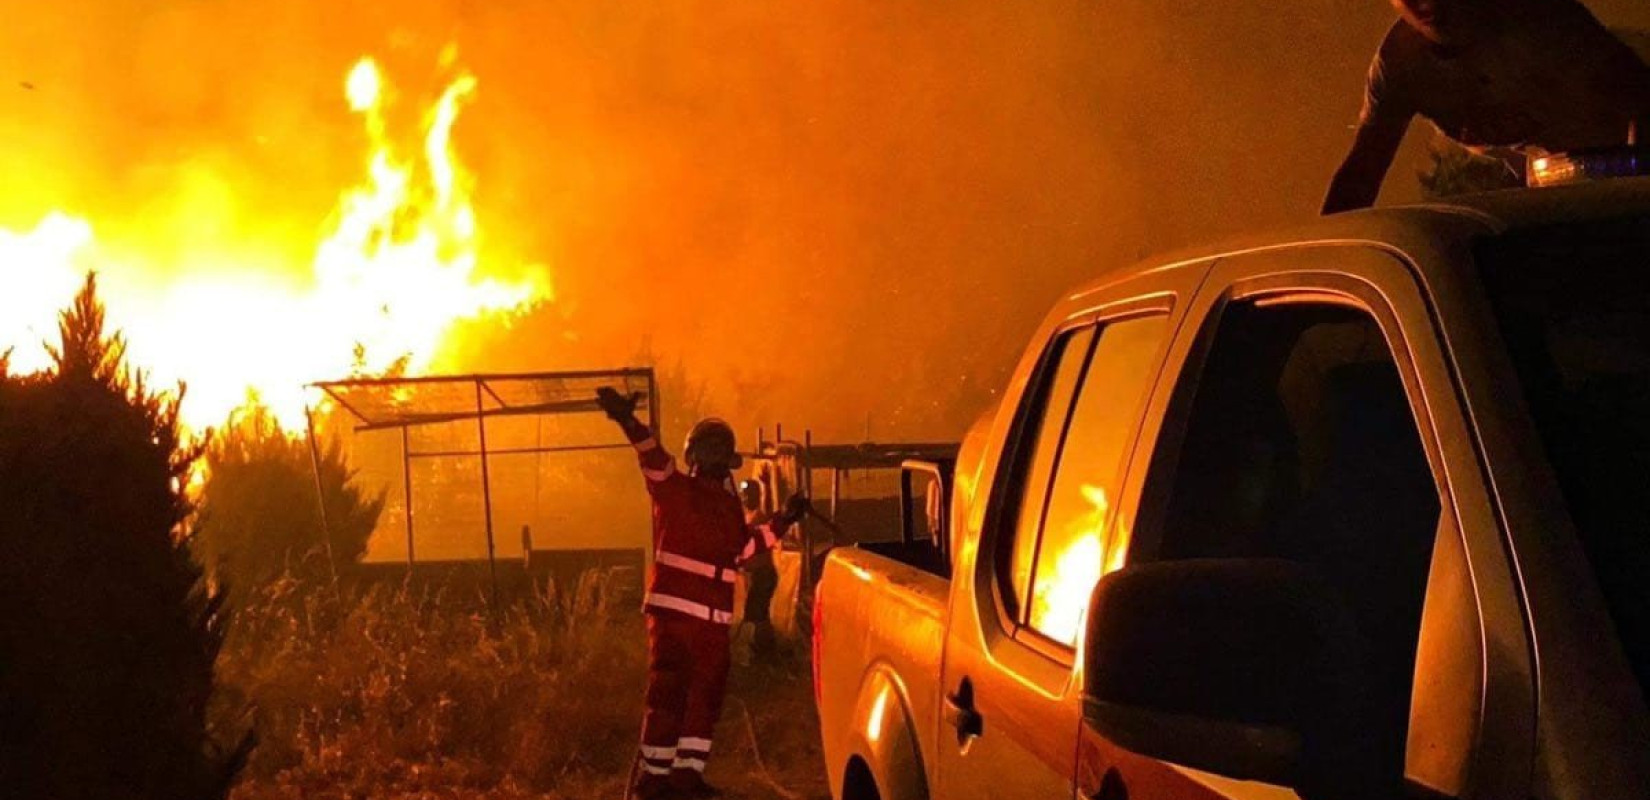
738,493,810,565
595,386,676,484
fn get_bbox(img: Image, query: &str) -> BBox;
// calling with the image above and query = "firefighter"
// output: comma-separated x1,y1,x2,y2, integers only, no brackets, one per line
737,478,782,662
595,387,807,800
1322,0,1650,213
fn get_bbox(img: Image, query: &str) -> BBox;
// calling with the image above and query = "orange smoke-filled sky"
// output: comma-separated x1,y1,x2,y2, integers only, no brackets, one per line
4,0,1649,442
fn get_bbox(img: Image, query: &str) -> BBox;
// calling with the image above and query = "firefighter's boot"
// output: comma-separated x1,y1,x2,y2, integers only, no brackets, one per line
631,773,675,800
670,771,722,798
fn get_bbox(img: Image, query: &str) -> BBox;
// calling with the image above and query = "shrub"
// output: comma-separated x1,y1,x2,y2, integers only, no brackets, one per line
194,403,383,602
216,570,645,798
0,274,247,799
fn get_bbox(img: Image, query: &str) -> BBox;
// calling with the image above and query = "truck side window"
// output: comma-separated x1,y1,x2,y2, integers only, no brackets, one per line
1025,316,1169,647
1143,300,1441,794
997,327,1096,626
994,317,1169,648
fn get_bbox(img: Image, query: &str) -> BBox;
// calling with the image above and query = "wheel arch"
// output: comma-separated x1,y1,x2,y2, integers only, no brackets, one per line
841,662,930,800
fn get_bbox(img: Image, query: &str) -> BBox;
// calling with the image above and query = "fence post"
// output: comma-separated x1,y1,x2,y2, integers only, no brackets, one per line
475,380,499,618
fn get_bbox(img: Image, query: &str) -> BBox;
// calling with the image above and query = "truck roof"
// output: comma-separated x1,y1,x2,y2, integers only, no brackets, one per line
1070,176,1650,300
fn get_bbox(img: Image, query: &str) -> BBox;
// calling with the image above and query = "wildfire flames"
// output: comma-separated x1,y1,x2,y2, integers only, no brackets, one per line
0,52,547,431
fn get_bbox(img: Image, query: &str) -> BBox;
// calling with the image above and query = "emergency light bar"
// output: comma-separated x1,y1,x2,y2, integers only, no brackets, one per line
1528,146,1650,188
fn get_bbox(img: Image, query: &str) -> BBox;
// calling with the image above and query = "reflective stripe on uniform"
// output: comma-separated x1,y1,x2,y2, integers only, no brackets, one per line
641,461,676,482
656,551,737,583
677,736,712,752
645,592,733,625
672,757,707,772
640,744,677,759
634,437,659,452
738,524,778,562
640,762,671,775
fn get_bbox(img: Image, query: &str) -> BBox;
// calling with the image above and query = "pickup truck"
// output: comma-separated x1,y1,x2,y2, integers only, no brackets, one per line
814,175,1650,800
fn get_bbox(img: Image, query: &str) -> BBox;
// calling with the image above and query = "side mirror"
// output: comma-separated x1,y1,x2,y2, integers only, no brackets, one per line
899,461,949,541
898,460,954,576
1083,559,1381,796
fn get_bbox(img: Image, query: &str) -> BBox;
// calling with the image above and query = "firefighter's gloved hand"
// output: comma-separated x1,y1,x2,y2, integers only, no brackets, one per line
780,493,811,525
595,387,641,422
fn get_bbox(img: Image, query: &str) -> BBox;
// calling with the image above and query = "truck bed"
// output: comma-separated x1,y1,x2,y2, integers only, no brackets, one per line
814,546,949,797
857,538,949,578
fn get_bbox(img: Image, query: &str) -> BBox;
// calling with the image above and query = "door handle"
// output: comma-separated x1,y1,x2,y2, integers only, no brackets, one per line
942,677,983,748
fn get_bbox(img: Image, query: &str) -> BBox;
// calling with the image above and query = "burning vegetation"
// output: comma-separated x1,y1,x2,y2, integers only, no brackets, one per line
0,279,826,799
1,52,546,430
7,3,1644,799
0,42,821,795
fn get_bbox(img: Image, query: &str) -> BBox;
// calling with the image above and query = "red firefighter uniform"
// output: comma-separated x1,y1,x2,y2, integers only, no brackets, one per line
619,416,786,791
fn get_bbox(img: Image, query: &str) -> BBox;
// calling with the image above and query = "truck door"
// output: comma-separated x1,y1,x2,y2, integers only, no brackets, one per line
936,266,1193,799
1075,246,1532,800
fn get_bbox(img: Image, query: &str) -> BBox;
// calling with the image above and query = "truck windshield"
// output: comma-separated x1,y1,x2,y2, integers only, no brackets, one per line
1477,215,1650,696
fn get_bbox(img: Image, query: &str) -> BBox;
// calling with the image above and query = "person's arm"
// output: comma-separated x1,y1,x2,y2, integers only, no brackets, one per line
1322,101,1413,214
595,387,675,485
1323,38,1415,214
738,494,809,565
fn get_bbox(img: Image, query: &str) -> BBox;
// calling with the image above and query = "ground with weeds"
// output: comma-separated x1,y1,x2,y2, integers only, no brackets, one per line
220,574,830,800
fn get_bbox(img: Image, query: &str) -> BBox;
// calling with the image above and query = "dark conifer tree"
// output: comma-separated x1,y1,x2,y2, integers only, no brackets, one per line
0,274,248,799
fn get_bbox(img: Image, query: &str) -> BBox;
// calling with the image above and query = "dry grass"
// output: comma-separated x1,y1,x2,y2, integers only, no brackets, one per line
216,571,828,800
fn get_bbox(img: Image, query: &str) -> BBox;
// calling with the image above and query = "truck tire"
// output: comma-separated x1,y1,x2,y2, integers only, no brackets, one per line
843,756,881,800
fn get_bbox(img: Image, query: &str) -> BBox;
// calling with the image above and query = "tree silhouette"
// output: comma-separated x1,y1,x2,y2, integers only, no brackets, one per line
194,402,383,601
0,274,248,799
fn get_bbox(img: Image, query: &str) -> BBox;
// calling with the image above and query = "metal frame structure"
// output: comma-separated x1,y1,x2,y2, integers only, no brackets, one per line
305,368,659,610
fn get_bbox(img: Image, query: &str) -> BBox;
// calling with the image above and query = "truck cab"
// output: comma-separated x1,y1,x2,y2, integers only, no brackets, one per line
813,176,1650,800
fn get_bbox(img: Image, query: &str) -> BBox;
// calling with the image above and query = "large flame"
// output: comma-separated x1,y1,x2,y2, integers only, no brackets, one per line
0,213,96,375
0,53,546,430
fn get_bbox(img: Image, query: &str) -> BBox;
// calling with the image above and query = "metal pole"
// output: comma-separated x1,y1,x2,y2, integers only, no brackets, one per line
797,431,814,632
645,369,662,584
475,380,499,615
533,415,543,545
406,442,634,459
401,425,415,568
646,368,661,441
831,468,842,522
304,404,338,582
